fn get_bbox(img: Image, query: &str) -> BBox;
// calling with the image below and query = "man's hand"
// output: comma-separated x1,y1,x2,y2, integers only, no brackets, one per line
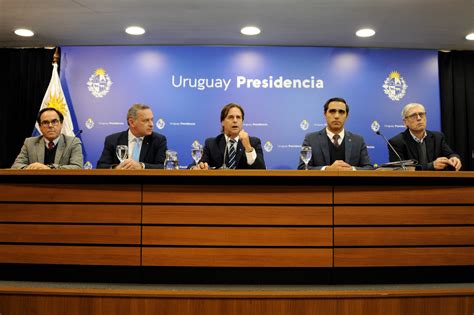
25,162,51,170
192,162,209,170
449,156,462,171
239,129,253,152
433,157,450,170
116,159,143,170
325,160,354,171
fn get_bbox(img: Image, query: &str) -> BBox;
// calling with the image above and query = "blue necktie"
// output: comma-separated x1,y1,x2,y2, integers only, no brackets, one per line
132,138,141,161
227,139,236,169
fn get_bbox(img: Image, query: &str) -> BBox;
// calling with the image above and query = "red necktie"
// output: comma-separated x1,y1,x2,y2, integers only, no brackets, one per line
48,142,55,150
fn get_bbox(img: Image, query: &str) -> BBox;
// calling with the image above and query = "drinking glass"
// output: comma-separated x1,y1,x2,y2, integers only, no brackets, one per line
164,150,179,170
116,145,128,163
191,144,203,165
300,146,312,170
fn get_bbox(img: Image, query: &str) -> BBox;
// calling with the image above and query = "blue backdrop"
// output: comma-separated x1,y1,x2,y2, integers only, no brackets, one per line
60,46,440,169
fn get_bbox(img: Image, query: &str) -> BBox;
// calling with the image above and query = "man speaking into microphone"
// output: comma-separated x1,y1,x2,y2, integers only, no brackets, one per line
11,108,83,169
190,103,266,170
388,103,462,171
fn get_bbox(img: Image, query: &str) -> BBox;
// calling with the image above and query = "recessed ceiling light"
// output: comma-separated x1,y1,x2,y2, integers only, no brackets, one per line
356,28,375,38
14,29,34,37
466,33,474,40
241,26,261,36
125,26,146,35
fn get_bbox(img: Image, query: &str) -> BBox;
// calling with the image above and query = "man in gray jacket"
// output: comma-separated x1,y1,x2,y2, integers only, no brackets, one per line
11,108,83,169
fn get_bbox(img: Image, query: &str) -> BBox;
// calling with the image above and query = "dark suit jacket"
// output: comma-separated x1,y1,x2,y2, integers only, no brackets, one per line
388,129,460,170
190,134,266,169
298,128,373,170
96,130,167,169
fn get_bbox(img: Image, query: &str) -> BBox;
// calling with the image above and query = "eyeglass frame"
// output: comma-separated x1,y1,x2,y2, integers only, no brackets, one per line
405,112,426,120
40,119,61,127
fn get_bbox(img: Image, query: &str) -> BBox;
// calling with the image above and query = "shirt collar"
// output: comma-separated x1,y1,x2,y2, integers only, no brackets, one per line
45,136,60,147
326,128,345,141
128,130,144,142
409,129,427,143
224,134,239,144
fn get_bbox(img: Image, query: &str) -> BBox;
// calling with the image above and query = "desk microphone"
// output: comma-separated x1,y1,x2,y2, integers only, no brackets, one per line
371,121,409,170
220,138,229,170
56,129,83,168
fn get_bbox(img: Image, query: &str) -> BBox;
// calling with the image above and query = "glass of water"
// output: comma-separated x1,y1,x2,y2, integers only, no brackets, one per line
164,150,179,170
191,144,203,166
300,146,312,170
116,145,128,163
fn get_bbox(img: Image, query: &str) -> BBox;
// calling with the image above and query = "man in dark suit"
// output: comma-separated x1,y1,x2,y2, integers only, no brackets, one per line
97,104,167,169
298,97,372,170
388,103,461,171
11,108,83,169
190,103,266,170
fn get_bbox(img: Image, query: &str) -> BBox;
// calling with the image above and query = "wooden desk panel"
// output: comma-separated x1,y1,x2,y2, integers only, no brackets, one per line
143,205,333,225
143,185,332,204
335,186,474,204
0,183,141,203
0,204,141,224
334,227,474,246
334,205,474,225
143,226,332,246
0,224,140,244
334,247,474,267
143,247,332,267
0,244,140,266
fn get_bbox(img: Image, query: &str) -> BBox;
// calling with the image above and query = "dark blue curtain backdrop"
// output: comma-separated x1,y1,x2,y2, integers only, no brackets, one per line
60,46,440,169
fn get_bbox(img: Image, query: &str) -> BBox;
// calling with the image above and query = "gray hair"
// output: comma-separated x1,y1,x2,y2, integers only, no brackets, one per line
127,104,151,125
401,103,426,119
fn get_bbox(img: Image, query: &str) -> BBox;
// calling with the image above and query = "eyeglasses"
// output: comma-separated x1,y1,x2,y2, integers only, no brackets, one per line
40,119,60,126
405,112,426,120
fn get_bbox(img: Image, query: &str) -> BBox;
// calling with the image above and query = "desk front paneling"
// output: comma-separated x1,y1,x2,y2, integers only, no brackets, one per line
334,186,474,267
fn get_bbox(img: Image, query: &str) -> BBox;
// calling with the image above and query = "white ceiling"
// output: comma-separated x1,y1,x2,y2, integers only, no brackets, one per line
1,0,473,50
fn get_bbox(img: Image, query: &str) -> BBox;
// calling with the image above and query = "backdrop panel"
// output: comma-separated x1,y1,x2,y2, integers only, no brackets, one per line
60,46,439,169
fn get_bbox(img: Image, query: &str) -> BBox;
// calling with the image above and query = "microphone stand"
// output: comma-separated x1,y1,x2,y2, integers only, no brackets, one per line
376,130,407,170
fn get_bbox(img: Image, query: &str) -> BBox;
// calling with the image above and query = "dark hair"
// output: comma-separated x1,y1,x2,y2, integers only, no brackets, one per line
37,107,64,124
220,103,245,133
323,97,349,114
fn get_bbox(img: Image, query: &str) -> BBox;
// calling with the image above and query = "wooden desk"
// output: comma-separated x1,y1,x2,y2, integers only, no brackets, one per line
0,170,473,268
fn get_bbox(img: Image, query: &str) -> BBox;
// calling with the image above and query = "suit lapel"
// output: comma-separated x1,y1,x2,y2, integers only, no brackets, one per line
319,130,330,165
218,134,227,164
404,130,419,159
54,135,65,164
140,134,151,161
425,132,435,161
344,132,352,162
235,140,245,166
36,137,45,163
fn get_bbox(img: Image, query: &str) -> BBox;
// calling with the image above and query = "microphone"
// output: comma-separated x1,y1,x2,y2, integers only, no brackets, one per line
371,121,414,170
220,137,229,170
55,129,83,169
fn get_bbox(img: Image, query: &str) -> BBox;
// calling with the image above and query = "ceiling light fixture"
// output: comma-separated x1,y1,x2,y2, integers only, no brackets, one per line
355,28,375,38
466,33,474,40
241,26,261,36
125,26,146,35
14,29,34,37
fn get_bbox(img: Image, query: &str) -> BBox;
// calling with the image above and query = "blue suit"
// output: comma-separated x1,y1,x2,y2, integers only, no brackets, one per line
97,130,167,169
298,128,373,170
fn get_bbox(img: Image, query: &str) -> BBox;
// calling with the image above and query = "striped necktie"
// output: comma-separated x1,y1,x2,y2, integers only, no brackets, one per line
227,139,237,169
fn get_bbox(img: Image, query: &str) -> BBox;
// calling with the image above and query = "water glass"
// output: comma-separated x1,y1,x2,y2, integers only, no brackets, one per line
300,146,312,170
116,145,128,163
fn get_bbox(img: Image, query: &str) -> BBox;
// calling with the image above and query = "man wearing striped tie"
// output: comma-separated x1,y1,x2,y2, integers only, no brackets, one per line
191,103,266,170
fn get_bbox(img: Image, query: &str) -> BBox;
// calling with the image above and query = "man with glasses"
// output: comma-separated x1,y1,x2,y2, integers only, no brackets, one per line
388,103,461,171
298,97,373,170
11,108,83,169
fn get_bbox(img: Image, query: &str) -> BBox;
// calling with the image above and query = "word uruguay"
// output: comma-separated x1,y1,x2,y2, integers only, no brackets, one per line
171,75,324,91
